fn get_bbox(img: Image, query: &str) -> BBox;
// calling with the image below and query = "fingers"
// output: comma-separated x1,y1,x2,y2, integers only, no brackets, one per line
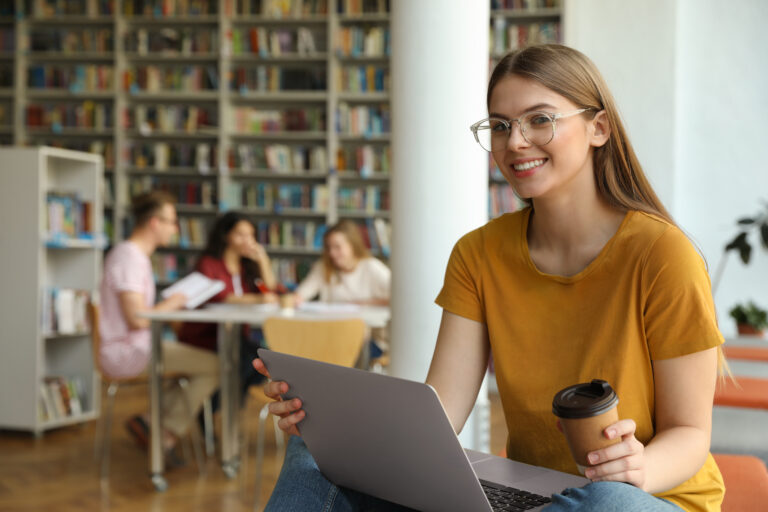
277,412,304,437
602,418,637,440
263,379,288,400
587,435,642,466
251,358,271,379
584,434,645,489
269,397,302,417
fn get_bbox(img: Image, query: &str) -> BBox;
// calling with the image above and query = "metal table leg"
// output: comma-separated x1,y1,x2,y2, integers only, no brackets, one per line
219,322,238,478
149,321,167,491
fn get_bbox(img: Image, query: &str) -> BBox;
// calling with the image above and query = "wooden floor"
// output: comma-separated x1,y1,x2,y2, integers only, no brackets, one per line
0,382,508,512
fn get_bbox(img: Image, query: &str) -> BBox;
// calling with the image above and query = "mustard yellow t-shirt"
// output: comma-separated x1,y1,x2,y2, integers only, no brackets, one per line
435,208,725,512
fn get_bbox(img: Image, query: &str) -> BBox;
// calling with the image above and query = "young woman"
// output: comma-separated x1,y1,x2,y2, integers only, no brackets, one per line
178,211,278,407
255,45,725,511
291,219,391,307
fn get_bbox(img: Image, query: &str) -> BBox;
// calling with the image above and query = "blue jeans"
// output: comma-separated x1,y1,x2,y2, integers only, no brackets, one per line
265,436,683,512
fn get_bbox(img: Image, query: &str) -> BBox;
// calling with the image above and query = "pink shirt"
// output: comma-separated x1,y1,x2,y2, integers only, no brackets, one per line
98,241,155,378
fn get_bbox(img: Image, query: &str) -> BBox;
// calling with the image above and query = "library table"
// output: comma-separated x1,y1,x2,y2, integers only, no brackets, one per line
140,304,391,491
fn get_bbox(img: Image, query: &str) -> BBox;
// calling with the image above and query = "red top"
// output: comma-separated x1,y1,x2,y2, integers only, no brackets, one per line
178,255,256,352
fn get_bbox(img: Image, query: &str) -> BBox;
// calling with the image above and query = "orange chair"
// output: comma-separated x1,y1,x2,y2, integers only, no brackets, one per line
714,376,768,410
714,454,768,512
723,345,768,363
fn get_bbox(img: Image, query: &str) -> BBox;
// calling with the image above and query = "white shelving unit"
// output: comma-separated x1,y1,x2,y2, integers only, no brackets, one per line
0,146,103,434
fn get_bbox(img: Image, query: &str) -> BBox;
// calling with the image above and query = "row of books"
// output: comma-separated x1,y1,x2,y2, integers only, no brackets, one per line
126,141,217,171
256,219,324,250
232,106,326,133
0,0,13,16
489,183,521,218
124,65,218,93
232,27,321,56
39,376,87,422
30,28,113,53
358,216,390,256
28,65,114,92
336,102,390,136
129,176,216,206
125,27,218,55
41,287,91,336
231,65,326,92
46,192,94,239
0,28,13,52
26,102,113,130
337,0,388,14
152,252,196,282
235,0,327,17
337,26,389,58
338,184,388,213
337,64,389,93
103,174,114,205
126,104,218,133
175,216,210,247
123,0,216,16
32,0,114,17
230,143,327,172
491,0,559,10
490,21,560,55
224,182,329,211
336,144,390,175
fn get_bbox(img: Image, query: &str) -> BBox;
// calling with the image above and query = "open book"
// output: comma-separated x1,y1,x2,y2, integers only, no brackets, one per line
161,271,226,309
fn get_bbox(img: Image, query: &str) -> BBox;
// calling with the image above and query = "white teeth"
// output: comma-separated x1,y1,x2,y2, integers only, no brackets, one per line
513,159,545,171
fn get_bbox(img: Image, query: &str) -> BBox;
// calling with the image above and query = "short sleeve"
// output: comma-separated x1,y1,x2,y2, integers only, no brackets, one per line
435,232,485,323
642,227,724,360
105,247,146,294
367,258,391,300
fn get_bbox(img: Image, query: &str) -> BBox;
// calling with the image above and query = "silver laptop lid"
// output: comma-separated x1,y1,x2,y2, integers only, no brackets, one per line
258,348,493,512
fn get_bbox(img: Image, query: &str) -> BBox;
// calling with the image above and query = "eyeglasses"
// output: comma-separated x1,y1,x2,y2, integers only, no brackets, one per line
156,216,178,226
469,108,593,152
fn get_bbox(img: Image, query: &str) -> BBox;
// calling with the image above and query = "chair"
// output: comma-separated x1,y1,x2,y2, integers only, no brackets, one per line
714,453,768,511
249,317,367,509
90,303,208,482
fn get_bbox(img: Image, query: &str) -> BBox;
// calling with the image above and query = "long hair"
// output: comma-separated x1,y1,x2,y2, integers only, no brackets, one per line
198,211,261,290
488,44,673,225
322,220,371,283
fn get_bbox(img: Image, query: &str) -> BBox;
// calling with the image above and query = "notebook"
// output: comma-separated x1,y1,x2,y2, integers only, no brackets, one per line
258,349,588,512
160,271,226,309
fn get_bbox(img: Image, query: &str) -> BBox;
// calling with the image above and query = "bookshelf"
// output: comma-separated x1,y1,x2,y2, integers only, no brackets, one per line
488,0,562,218
0,146,103,433
3,1,392,288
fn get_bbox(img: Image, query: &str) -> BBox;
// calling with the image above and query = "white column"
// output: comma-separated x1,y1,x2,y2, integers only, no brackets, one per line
389,1,490,451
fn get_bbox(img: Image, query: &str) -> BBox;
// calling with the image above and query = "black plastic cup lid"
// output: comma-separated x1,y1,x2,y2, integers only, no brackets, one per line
552,379,619,419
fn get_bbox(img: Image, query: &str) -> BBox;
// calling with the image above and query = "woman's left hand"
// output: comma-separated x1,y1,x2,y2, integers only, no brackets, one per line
245,239,269,263
583,419,647,490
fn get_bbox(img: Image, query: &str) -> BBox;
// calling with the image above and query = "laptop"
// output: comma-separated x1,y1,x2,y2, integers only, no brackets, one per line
258,349,588,512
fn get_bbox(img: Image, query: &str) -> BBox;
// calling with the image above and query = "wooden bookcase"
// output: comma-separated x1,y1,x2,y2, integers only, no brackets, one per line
0,146,103,433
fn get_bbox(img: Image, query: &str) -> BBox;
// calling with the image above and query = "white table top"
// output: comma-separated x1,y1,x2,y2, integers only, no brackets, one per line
139,303,391,328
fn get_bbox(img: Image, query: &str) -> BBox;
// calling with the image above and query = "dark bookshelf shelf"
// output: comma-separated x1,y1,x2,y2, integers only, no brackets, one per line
126,167,218,177
336,54,389,64
231,15,328,26
231,131,327,141
231,53,328,63
157,244,206,252
265,246,322,256
127,91,219,101
228,169,328,180
233,91,328,103
125,16,219,26
0,125,13,134
0,52,14,60
128,129,219,140
336,171,389,182
338,13,389,23
27,90,115,99
338,92,390,102
27,52,114,61
27,16,115,26
491,8,561,20
276,207,327,218
337,210,390,219
45,331,91,340
125,53,219,62
0,16,14,23
26,127,114,137
0,88,13,97
338,133,390,143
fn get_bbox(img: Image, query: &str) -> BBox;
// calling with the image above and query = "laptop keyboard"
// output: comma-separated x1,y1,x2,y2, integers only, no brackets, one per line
480,479,552,511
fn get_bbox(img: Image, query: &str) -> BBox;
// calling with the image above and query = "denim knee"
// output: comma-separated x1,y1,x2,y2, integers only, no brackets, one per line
545,481,682,512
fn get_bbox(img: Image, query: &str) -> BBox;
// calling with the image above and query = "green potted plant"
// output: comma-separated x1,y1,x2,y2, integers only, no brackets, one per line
729,301,768,337
712,200,768,294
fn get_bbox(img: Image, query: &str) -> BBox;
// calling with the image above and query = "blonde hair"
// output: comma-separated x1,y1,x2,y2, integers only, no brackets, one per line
488,44,673,225
322,220,371,283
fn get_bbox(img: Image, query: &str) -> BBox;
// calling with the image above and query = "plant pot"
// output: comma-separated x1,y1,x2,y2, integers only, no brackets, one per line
736,323,766,338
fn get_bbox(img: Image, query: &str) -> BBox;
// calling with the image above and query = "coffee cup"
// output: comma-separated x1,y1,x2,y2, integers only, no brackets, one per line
279,293,296,311
552,379,620,474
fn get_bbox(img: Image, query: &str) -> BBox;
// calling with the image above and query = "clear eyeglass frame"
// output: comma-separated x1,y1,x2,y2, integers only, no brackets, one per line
469,108,594,152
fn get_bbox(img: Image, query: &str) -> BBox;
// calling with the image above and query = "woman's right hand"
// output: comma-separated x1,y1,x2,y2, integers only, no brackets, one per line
252,358,305,436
